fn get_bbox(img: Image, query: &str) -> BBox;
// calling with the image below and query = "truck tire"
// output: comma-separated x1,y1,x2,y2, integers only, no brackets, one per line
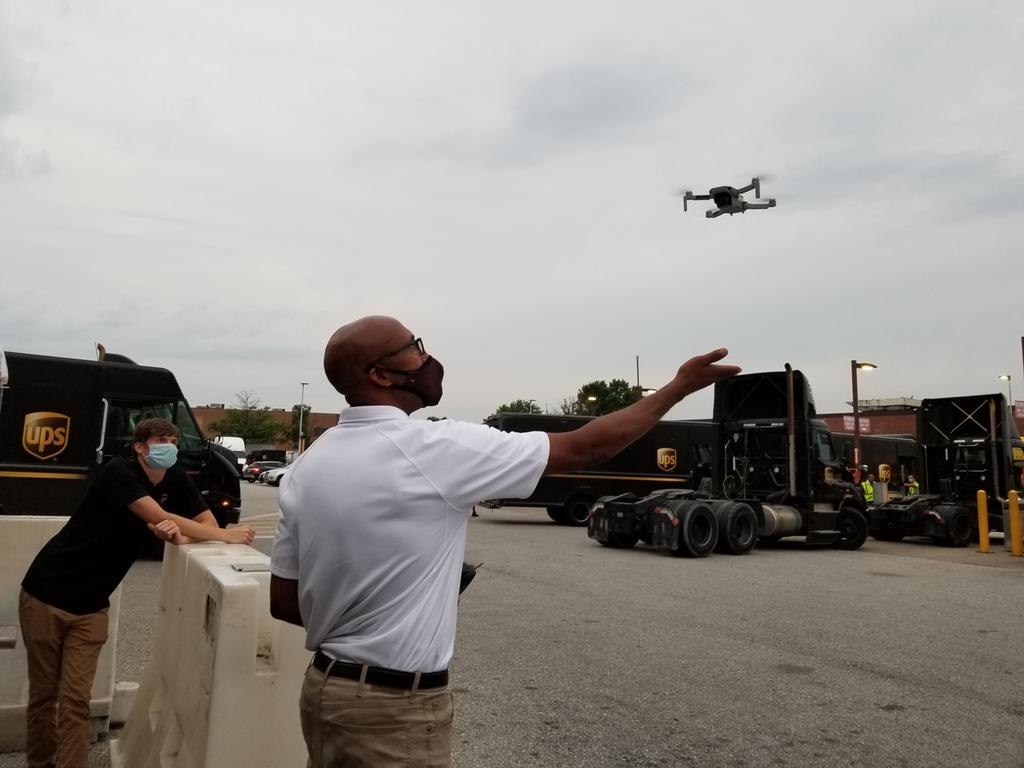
833,507,868,550
674,502,718,558
941,507,973,547
546,507,567,524
713,502,757,555
561,496,593,527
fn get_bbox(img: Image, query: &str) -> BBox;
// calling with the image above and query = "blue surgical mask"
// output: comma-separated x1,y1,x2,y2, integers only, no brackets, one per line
145,443,178,470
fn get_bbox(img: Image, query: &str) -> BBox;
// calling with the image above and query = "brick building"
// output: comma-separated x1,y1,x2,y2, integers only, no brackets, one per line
191,404,340,453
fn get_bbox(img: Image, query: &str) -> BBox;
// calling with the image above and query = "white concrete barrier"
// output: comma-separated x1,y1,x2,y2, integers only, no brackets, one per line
0,516,121,751
109,542,308,768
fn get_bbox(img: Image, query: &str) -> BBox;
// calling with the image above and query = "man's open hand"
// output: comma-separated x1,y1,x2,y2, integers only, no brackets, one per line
672,348,742,398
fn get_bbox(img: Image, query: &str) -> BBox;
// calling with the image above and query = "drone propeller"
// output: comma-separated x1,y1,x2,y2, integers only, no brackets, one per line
674,187,695,211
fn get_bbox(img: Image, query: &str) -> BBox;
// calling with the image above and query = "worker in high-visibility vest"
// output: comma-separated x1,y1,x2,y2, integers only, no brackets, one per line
905,475,920,496
860,468,875,504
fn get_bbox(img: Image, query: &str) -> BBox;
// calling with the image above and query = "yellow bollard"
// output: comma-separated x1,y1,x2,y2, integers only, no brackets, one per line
976,490,990,553
1010,490,1022,557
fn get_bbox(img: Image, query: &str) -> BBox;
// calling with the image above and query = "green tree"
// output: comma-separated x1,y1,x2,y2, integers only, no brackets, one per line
209,390,282,444
494,399,542,415
561,379,641,416
280,404,313,447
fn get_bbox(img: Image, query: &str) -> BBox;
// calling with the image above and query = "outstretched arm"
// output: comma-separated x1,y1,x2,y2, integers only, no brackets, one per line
545,348,740,475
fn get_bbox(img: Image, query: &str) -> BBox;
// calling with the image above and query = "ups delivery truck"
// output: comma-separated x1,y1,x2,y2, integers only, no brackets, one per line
480,413,714,525
0,349,241,529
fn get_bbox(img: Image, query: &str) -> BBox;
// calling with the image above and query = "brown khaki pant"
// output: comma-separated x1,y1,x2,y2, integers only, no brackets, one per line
299,663,454,768
18,589,109,768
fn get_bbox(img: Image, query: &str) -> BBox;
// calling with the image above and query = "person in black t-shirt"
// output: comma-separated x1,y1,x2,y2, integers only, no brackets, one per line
19,417,255,768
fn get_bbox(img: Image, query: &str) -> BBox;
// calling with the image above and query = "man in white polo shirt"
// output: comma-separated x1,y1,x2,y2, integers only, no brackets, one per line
270,315,739,768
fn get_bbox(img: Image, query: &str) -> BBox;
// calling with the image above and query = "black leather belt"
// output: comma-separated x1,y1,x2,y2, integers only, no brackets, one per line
312,651,449,690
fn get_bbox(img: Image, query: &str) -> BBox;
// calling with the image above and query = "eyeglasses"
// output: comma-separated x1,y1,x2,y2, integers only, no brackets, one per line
364,337,426,374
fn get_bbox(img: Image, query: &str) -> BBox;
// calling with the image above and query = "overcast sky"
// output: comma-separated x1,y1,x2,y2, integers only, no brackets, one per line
2,1,1022,423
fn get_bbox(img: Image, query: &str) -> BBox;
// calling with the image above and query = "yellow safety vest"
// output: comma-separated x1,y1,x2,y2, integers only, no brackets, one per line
860,480,874,503
906,481,919,496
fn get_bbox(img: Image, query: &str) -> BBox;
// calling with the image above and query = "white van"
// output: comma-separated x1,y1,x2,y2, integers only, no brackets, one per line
213,436,247,473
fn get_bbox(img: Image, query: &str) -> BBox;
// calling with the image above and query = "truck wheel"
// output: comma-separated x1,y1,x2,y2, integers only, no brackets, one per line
562,496,593,527
833,507,868,550
714,502,757,555
676,502,718,558
546,507,567,524
944,508,973,547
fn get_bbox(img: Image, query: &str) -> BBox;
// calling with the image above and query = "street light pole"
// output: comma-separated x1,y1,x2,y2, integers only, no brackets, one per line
298,382,309,455
851,360,877,469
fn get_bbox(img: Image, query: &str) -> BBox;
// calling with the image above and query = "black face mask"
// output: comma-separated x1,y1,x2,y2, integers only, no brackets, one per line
385,356,444,407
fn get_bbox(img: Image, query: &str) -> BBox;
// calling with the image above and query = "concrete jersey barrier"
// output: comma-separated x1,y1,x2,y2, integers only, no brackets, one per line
109,541,308,767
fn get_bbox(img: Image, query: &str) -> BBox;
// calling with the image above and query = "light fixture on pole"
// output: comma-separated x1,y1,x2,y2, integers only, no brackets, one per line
850,360,877,468
298,382,309,454
998,374,1013,407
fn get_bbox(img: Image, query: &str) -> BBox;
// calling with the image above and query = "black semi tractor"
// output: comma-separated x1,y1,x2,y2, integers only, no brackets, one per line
481,413,714,525
0,349,241,528
588,366,869,556
868,394,1024,546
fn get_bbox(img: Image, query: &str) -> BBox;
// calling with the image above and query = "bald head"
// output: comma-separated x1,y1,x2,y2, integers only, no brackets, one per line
324,316,413,400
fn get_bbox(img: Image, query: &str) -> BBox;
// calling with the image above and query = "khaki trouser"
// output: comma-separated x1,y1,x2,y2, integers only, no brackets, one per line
299,662,454,768
18,589,109,768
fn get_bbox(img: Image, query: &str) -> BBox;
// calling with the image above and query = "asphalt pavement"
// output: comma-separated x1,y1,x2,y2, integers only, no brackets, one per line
4,483,1022,767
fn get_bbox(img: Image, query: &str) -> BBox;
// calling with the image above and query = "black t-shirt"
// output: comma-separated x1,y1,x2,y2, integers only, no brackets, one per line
22,457,208,614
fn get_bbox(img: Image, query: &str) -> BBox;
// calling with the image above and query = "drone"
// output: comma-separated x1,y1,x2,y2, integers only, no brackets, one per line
682,177,776,219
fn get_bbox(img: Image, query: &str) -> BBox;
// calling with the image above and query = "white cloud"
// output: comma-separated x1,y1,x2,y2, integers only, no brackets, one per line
1,1,1022,422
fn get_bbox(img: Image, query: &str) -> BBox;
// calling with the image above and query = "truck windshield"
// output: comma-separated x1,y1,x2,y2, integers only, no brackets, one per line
954,445,987,469
103,400,205,460
174,400,204,454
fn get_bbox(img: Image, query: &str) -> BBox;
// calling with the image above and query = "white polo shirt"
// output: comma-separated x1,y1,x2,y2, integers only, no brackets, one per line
270,405,549,673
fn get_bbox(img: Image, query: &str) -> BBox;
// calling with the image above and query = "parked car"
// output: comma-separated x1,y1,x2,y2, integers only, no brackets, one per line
260,465,292,487
242,461,283,483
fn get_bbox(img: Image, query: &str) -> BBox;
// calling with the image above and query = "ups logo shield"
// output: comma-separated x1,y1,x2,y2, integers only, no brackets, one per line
656,447,677,472
22,412,71,460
